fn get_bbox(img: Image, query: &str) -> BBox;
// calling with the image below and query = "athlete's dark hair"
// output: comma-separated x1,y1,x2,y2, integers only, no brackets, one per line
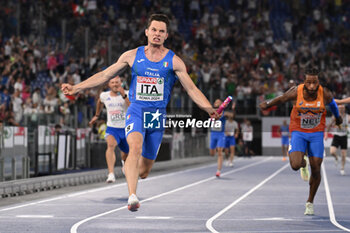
304,67,319,76
147,14,170,31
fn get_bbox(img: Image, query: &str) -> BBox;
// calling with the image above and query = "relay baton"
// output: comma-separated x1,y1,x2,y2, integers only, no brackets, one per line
216,96,232,114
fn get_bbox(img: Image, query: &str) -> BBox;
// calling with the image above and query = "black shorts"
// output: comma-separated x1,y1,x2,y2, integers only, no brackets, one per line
244,141,253,148
331,135,347,150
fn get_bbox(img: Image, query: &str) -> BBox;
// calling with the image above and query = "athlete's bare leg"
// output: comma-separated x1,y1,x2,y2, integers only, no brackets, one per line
307,156,323,203
217,147,223,171
229,145,235,163
210,149,216,157
282,145,288,160
341,149,347,171
138,156,155,179
126,132,143,195
225,147,229,161
106,135,117,174
121,151,128,162
330,146,339,163
289,151,306,170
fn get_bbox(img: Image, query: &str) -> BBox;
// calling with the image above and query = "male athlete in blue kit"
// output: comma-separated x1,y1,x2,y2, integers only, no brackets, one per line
209,99,235,177
62,14,219,211
280,120,289,161
210,99,226,178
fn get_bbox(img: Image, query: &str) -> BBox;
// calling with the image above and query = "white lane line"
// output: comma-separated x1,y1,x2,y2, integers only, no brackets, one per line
70,157,272,233
0,196,73,212
226,230,343,233
207,218,338,222
16,215,54,218
0,162,218,212
322,162,350,232
253,217,293,221
136,216,172,220
206,163,289,233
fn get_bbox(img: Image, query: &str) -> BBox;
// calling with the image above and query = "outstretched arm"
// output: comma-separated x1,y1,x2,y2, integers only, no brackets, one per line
259,86,298,110
335,97,350,105
173,55,219,119
61,49,136,95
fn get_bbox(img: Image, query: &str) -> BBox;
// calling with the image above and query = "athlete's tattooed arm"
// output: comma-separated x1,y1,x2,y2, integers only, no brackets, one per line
323,87,335,104
259,86,298,110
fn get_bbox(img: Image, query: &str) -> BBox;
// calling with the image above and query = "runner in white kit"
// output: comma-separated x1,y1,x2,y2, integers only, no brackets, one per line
89,76,130,183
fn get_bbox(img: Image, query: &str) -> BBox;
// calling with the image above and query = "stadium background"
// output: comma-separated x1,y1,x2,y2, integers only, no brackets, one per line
1,0,350,179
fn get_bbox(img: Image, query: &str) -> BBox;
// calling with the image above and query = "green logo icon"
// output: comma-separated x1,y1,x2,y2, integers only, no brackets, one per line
4,127,12,139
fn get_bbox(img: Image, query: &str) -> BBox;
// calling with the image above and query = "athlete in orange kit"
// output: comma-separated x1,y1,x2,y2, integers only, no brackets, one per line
260,67,342,215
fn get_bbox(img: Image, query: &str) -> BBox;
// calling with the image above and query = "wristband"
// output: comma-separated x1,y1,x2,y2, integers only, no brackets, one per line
122,94,127,99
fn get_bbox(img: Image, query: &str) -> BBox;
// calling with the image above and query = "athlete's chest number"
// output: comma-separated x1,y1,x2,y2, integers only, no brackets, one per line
111,113,124,122
300,114,321,129
136,76,164,101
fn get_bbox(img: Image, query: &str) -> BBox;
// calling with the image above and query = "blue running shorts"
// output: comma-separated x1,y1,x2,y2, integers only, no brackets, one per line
225,136,236,148
281,136,289,146
210,132,225,149
125,104,164,160
105,126,129,153
289,131,324,158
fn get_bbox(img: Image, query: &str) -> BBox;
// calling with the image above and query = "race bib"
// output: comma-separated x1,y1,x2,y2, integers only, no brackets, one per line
281,131,289,136
109,110,125,123
243,132,253,141
136,76,164,101
211,120,223,132
300,113,321,129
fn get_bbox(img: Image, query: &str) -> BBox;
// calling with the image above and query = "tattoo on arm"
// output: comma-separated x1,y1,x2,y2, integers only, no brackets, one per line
323,87,334,104
266,86,297,107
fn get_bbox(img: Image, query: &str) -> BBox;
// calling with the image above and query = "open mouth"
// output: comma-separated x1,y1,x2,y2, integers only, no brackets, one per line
153,38,160,42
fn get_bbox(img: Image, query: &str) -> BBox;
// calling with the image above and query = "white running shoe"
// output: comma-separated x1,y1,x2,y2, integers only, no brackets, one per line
304,202,314,215
340,169,345,176
229,162,234,167
128,194,140,211
106,173,116,183
300,156,310,182
121,160,125,175
224,160,229,166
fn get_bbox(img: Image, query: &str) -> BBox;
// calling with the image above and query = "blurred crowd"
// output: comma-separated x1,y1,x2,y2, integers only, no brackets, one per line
1,0,350,127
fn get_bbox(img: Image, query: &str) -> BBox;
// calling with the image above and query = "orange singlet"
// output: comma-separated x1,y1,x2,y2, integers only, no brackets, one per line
289,84,326,133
